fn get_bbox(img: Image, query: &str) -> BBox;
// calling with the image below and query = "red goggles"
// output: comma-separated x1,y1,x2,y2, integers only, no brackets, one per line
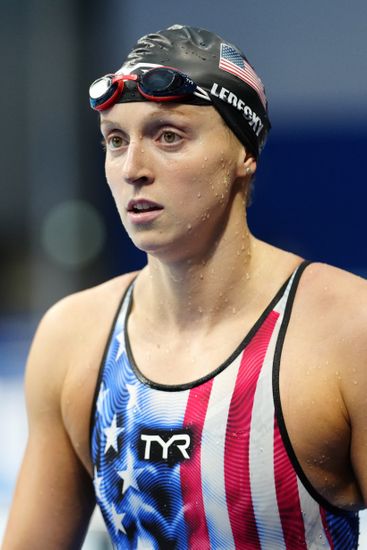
89,67,210,111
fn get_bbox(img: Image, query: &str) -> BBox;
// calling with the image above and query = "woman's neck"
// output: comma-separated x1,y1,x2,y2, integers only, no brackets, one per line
134,230,267,332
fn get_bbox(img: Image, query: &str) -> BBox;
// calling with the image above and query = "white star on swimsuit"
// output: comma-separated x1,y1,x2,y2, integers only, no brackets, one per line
117,449,144,495
116,330,125,360
104,414,124,453
96,383,109,414
93,467,103,501
110,503,126,535
126,383,139,410
136,532,153,549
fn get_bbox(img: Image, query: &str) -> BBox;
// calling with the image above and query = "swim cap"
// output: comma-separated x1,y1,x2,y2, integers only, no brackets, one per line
112,25,270,157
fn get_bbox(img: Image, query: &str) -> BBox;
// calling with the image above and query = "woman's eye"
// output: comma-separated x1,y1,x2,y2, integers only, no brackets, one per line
107,135,124,149
160,131,181,144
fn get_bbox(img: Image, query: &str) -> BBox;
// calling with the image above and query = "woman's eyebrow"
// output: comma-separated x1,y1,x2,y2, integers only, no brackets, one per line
99,106,199,136
100,119,122,129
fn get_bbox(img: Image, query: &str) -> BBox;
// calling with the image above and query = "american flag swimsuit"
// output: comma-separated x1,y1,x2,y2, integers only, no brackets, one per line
90,261,359,549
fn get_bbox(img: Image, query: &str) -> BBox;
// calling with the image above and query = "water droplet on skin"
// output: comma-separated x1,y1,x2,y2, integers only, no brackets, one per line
187,223,192,231
198,306,203,314
199,274,204,280
197,192,201,198
232,307,237,314
246,273,250,280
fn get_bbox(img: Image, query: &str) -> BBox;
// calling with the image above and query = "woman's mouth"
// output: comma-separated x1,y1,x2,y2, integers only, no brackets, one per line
127,199,164,224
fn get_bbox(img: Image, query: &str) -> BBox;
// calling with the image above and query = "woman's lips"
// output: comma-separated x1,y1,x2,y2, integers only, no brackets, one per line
127,199,164,224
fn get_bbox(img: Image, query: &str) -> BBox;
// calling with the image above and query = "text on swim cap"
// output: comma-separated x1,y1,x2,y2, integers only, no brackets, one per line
210,83,264,136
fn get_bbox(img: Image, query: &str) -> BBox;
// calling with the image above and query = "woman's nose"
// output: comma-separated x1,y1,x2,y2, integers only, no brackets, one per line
122,142,154,186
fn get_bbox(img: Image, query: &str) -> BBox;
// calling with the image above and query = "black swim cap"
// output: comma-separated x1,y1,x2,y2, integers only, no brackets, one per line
114,25,271,157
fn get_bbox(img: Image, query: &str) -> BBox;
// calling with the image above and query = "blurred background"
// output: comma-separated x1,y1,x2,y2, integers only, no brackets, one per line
0,0,366,547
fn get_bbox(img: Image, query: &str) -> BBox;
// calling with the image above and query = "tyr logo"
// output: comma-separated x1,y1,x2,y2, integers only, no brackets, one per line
139,429,192,465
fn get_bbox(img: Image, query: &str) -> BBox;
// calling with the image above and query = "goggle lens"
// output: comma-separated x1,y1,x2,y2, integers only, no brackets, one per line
89,68,198,111
140,69,185,95
89,77,113,100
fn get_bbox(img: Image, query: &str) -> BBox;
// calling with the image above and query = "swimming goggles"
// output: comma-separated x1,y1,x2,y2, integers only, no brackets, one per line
89,67,210,111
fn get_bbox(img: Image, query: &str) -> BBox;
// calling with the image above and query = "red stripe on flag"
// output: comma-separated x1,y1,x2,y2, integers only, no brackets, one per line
219,60,267,108
180,379,213,548
273,417,307,548
224,311,279,549
219,60,248,81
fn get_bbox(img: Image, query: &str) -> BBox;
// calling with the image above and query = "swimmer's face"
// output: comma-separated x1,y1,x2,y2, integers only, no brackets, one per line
100,102,255,261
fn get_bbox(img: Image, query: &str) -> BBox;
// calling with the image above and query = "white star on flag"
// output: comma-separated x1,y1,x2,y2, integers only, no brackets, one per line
104,414,124,453
93,467,103,501
126,383,139,410
110,503,126,535
118,449,144,495
96,383,109,414
116,330,125,360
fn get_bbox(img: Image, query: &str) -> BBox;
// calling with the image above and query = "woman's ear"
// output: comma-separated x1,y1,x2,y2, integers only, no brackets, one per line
237,150,257,178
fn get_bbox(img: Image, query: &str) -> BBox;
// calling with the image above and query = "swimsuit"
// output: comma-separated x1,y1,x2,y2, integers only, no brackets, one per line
90,261,359,549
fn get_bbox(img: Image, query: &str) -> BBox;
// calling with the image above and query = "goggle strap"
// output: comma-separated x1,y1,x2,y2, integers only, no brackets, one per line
90,68,211,110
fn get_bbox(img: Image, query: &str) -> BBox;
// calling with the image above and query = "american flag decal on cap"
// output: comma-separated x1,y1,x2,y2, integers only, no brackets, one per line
219,43,267,109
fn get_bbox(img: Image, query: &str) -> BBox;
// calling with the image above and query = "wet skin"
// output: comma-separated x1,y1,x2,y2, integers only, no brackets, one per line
100,101,254,263
3,102,367,548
